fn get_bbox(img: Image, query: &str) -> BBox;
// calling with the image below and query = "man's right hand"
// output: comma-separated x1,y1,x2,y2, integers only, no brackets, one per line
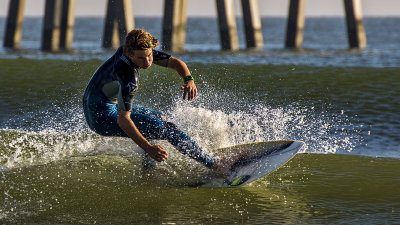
145,145,168,162
117,110,169,162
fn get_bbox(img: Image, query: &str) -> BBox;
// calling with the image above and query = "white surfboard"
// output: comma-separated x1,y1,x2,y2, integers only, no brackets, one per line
200,140,304,188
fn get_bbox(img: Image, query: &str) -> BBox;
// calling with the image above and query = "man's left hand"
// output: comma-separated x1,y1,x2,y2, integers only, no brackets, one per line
181,80,197,100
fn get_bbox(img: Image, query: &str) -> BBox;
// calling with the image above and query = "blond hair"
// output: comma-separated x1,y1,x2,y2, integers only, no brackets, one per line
123,29,159,57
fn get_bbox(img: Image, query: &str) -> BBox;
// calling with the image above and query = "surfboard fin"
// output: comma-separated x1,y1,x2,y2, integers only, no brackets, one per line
228,175,251,187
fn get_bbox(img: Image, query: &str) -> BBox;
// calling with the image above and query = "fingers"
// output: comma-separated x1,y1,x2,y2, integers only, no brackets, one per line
181,85,197,100
154,145,168,162
182,85,188,100
191,86,197,100
146,145,168,162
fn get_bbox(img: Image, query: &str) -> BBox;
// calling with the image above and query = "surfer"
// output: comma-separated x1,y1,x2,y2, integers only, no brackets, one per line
83,29,234,176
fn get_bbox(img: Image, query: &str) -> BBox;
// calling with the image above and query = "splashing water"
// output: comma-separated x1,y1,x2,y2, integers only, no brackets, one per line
0,88,365,222
0,93,362,172
165,99,362,155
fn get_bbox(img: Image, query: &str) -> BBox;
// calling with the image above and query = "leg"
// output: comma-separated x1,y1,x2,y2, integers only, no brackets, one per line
84,97,216,169
132,105,179,130
164,128,215,168
130,109,216,168
84,95,126,137
131,105,163,120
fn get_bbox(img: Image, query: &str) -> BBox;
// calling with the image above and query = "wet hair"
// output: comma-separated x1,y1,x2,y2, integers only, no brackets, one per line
123,29,159,57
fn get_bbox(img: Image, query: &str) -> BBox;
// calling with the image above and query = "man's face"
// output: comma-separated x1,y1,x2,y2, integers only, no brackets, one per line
130,49,153,69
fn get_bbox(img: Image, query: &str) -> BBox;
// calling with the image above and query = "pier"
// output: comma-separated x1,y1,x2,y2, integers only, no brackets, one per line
3,0,367,52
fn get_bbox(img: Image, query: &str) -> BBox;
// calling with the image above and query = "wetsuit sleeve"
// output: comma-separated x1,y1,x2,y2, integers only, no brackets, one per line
114,56,138,111
153,50,171,67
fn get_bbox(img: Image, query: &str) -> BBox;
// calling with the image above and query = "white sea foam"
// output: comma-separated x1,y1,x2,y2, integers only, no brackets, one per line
165,99,362,156
0,96,366,171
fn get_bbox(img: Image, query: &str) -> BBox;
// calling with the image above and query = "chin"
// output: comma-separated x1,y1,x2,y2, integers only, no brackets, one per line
142,65,151,69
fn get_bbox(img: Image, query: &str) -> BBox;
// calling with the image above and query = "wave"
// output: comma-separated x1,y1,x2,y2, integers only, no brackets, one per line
2,58,398,159
0,95,365,170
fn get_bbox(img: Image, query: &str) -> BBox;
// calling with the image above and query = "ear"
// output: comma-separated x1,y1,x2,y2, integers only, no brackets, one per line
127,51,136,62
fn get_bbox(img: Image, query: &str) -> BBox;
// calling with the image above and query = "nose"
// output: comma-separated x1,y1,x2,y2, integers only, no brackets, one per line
144,57,151,67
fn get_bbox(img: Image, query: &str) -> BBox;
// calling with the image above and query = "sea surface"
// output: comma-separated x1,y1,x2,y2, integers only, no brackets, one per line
0,17,399,224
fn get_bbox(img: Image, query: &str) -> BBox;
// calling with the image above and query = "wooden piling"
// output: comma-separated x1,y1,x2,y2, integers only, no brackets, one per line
4,0,26,48
42,0,76,51
285,0,306,49
162,0,188,52
3,0,368,53
241,0,263,49
343,0,366,49
42,0,63,51
103,0,134,49
59,0,76,49
216,0,239,51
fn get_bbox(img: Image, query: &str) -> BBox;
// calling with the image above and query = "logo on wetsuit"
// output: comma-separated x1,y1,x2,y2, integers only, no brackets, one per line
127,82,137,96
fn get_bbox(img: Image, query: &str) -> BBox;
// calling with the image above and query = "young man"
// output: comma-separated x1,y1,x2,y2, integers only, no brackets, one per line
83,29,231,176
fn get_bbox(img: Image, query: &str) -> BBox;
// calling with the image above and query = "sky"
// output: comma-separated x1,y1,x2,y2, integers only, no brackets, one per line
0,0,399,17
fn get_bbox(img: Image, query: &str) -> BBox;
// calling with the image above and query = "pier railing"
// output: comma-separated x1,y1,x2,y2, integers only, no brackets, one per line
3,0,367,52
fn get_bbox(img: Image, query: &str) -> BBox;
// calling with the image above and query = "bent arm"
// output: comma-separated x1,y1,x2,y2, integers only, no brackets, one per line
167,56,191,78
117,110,168,161
167,56,197,100
117,110,151,149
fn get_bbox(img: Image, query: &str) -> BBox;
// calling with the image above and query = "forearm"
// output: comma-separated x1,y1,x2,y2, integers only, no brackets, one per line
167,56,197,100
168,56,191,78
117,111,151,150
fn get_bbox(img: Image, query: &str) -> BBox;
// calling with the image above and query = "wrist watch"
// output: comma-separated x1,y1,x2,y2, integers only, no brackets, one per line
184,75,194,83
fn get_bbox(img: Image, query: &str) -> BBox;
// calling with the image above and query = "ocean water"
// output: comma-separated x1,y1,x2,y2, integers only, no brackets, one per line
0,17,399,224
